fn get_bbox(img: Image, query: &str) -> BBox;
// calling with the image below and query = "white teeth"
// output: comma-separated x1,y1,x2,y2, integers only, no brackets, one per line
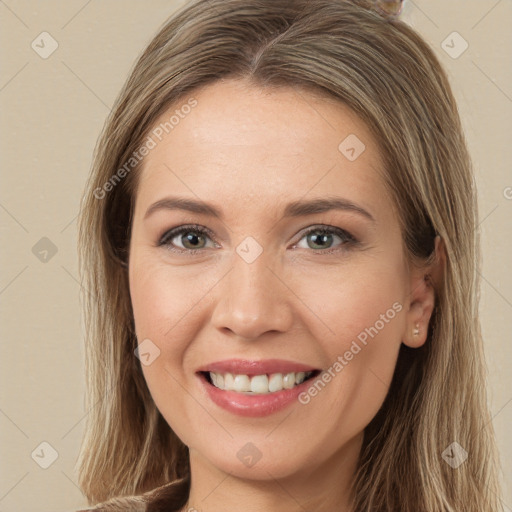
208,371,313,394
233,374,251,392
250,375,269,393
295,372,305,384
268,373,283,392
224,372,234,389
283,372,295,389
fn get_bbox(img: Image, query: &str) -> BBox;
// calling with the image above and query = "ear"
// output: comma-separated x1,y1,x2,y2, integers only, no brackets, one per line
403,236,446,348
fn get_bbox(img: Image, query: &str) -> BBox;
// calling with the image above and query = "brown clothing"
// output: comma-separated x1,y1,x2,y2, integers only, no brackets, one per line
76,477,189,512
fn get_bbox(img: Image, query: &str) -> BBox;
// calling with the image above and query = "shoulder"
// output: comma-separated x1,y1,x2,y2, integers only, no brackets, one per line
75,494,147,511
75,476,189,512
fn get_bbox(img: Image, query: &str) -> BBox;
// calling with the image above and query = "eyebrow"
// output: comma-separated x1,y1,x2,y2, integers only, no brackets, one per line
144,196,375,222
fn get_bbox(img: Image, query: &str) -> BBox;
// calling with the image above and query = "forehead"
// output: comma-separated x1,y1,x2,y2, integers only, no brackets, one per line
135,79,390,218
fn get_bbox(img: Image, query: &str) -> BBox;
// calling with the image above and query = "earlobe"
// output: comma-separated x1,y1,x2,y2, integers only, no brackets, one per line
403,300,433,348
403,236,445,348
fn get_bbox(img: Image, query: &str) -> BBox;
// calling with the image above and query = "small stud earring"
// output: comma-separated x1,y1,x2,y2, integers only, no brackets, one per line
413,323,420,336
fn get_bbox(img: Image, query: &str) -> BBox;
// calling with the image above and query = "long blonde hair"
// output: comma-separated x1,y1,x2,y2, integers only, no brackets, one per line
76,0,502,510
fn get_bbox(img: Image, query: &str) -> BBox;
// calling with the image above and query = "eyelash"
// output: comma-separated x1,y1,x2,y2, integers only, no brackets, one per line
157,223,359,256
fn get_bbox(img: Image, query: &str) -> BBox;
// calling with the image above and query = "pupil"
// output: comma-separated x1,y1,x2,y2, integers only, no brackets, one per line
310,233,331,249
184,232,203,248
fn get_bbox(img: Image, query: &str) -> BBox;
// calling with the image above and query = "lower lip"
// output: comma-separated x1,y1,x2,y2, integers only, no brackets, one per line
198,373,315,417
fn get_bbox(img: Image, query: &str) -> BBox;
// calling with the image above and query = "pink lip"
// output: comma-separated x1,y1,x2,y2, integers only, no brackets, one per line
196,358,318,376
195,359,321,417
197,372,317,417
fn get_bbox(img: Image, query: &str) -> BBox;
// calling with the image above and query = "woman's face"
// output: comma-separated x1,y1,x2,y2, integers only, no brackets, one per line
128,79,429,482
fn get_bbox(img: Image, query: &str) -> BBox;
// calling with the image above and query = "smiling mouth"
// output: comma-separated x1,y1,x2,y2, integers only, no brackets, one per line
200,370,321,394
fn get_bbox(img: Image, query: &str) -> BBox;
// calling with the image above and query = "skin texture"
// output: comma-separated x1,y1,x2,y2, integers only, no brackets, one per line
128,79,438,512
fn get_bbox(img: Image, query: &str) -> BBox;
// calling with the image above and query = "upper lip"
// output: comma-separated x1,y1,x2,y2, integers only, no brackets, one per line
196,358,320,376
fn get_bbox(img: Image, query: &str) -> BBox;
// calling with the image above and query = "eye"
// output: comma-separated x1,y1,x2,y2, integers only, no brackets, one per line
158,224,217,254
293,225,358,254
158,224,358,255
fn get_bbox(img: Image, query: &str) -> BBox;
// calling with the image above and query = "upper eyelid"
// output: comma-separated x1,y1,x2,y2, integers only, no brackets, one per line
159,224,216,245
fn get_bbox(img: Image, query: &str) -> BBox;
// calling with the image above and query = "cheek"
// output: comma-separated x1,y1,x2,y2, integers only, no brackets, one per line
128,252,223,398
130,268,177,338
128,257,193,386
129,253,212,342
129,256,207,441
295,254,406,353
293,258,406,432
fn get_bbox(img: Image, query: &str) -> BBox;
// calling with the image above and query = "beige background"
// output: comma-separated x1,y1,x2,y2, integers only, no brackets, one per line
0,1,510,511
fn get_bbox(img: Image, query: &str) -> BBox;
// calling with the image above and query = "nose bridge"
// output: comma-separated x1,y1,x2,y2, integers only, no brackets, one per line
211,242,293,339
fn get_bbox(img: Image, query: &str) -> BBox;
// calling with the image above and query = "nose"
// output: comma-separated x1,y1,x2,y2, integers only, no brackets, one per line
210,250,294,340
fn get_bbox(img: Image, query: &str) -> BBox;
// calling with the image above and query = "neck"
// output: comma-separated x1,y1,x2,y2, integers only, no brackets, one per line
181,432,362,512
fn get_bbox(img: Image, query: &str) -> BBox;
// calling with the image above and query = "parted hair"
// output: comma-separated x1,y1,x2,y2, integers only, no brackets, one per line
77,0,502,510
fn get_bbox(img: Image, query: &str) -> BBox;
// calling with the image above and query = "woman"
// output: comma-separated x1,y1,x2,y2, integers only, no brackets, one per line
76,0,503,510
